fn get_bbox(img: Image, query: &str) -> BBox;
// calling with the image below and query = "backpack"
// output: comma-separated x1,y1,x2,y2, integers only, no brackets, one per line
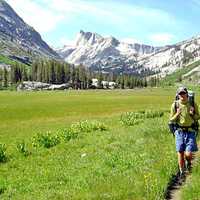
168,90,199,135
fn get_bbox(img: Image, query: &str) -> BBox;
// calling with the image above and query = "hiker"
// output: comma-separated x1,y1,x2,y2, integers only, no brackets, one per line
169,86,200,176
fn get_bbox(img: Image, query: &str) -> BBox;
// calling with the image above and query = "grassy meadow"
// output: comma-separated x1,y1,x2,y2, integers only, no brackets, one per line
0,88,199,199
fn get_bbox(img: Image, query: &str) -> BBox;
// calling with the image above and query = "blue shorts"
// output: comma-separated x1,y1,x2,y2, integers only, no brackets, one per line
175,129,198,152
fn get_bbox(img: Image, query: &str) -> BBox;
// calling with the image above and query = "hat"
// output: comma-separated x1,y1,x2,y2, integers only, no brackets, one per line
177,86,188,95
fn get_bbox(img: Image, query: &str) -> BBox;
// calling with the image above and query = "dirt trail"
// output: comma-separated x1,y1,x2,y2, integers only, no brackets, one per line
165,143,200,200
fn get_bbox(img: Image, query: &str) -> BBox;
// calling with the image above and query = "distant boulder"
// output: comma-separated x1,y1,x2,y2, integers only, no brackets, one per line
17,81,70,91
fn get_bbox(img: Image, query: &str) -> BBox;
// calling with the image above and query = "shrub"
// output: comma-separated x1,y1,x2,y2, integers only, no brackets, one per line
91,121,108,131
144,110,164,118
16,140,30,156
32,132,60,148
60,128,79,142
120,110,164,126
60,120,108,142
0,144,7,163
0,180,7,195
71,120,108,133
120,112,144,126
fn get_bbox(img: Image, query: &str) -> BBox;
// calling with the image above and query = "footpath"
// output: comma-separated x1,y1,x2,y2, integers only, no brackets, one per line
165,142,200,200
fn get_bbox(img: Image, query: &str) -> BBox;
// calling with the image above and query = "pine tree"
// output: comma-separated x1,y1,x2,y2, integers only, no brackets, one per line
3,68,8,87
49,61,56,84
97,71,103,89
0,69,3,88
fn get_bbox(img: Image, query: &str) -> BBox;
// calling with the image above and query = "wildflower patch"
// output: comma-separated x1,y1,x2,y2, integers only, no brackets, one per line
120,110,164,126
60,120,108,142
32,131,60,148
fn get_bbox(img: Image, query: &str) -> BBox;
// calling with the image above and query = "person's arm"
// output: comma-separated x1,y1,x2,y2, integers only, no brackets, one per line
169,102,181,122
192,103,200,120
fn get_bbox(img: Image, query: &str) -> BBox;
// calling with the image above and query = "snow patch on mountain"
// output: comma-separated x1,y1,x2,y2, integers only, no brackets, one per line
57,30,159,74
138,35,200,77
55,32,200,78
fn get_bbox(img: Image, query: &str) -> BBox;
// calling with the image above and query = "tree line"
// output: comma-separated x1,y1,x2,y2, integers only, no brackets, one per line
0,59,160,90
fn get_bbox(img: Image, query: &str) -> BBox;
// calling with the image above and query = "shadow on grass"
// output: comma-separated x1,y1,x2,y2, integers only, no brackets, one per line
164,171,186,200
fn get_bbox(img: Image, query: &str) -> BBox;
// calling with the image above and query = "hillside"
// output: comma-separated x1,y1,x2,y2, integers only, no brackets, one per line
0,0,60,61
160,59,200,86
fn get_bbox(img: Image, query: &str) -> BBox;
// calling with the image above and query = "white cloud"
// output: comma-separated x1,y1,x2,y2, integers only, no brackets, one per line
6,0,64,33
5,0,178,32
5,0,181,46
46,0,176,26
149,33,175,45
47,0,125,23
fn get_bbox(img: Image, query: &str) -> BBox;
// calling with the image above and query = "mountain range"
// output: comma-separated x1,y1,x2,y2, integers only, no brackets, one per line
1,0,200,79
57,30,200,77
0,0,60,62
56,30,161,75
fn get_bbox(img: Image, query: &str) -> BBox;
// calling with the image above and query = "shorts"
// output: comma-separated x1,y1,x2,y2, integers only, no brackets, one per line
175,129,198,152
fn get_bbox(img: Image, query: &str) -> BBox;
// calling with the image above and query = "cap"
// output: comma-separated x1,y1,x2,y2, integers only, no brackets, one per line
177,86,188,95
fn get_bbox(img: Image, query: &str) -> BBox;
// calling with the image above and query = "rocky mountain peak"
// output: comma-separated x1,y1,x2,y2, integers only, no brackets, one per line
56,31,200,77
75,30,103,46
105,36,120,46
56,31,160,74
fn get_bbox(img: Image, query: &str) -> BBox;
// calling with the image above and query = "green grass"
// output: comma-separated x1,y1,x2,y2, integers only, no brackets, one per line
0,88,198,199
0,89,176,142
0,54,29,67
161,60,200,86
0,54,16,65
179,141,200,200
181,160,200,200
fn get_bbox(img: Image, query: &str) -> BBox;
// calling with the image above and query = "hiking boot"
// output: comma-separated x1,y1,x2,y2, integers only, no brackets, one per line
177,171,186,185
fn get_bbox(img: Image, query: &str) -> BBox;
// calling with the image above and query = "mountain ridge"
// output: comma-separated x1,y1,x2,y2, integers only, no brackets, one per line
57,30,200,77
0,0,60,60
56,30,160,75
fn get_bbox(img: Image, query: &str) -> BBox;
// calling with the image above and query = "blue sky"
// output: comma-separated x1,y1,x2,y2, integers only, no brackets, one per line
6,0,200,47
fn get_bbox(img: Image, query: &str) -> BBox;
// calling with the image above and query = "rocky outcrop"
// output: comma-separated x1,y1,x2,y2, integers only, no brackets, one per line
17,81,70,91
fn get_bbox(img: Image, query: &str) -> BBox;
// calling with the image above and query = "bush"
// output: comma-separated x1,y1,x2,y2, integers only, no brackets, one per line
0,180,7,195
120,113,144,126
32,132,60,148
144,110,164,118
120,110,164,126
60,128,79,142
16,140,30,156
0,144,7,163
71,120,108,133
60,120,108,142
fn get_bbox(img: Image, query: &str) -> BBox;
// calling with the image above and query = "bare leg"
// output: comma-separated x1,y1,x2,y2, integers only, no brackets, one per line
185,151,192,161
178,151,185,173
185,151,192,171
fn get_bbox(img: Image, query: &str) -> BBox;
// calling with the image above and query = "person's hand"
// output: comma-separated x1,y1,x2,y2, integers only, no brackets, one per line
190,106,195,115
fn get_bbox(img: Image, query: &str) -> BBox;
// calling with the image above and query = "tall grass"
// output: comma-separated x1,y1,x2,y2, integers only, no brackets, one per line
0,89,198,199
179,148,200,199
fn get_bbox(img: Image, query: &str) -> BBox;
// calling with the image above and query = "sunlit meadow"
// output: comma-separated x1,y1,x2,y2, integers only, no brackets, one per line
0,88,199,199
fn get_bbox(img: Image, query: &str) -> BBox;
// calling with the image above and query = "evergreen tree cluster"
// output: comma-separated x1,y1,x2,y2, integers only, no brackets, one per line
0,59,160,90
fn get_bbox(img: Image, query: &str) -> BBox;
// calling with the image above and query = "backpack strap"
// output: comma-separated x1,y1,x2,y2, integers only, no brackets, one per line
174,100,179,112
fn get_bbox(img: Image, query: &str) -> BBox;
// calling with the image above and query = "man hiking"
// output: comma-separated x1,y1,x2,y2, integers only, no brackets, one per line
169,86,200,176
